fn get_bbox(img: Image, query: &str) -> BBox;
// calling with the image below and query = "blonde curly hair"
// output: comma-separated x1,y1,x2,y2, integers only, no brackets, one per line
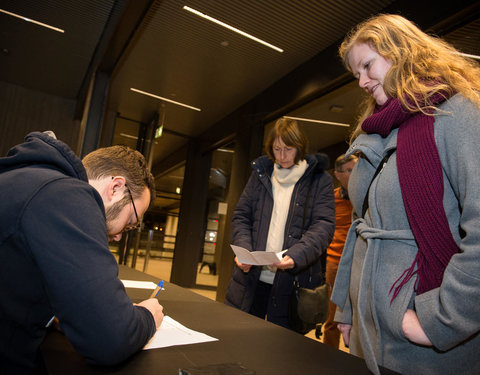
340,14,480,141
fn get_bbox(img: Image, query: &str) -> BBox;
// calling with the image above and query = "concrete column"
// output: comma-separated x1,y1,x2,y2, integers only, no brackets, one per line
170,139,211,287
216,122,264,302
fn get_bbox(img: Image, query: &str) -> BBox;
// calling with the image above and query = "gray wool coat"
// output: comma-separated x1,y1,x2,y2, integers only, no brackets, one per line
332,94,480,375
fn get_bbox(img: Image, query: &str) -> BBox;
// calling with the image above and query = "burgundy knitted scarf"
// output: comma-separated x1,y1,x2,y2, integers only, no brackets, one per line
362,95,459,301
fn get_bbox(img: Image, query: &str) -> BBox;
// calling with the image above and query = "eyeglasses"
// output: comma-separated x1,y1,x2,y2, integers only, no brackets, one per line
273,146,295,153
123,184,140,232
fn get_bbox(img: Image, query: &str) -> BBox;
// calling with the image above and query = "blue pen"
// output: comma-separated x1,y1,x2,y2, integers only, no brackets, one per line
150,280,164,298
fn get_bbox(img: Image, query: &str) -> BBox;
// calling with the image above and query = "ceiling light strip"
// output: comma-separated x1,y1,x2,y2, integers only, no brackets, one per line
130,88,201,112
183,6,283,53
456,51,480,60
0,9,64,33
283,116,350,127
120,133,158,144
119,133,138,140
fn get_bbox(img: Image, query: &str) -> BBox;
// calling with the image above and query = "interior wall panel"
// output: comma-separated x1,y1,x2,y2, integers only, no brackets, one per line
0,81,79,156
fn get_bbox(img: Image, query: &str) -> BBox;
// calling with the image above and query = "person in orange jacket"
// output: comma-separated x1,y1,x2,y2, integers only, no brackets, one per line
322,153,357,348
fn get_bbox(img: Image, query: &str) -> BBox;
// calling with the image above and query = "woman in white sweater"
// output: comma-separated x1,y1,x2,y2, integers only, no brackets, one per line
225,118,335,332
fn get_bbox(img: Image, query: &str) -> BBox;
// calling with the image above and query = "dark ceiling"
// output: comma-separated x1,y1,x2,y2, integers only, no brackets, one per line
108,0,400,165
1,0,479,210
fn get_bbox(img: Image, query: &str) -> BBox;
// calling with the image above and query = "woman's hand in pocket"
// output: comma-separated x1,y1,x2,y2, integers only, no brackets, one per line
402,309,432,346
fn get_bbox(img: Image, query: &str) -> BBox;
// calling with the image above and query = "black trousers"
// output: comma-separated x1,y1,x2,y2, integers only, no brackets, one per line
249,280,271,319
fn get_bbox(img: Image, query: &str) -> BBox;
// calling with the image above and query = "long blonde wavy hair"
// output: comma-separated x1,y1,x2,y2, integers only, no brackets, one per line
340,14,480,141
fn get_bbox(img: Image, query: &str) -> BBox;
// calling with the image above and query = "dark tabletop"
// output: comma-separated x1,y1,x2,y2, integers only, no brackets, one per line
41,265,398,375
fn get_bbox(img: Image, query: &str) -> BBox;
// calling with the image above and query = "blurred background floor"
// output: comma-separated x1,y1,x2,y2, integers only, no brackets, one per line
115,256,218,299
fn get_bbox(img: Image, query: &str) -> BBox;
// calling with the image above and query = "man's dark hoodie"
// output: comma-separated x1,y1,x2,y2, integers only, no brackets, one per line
0,132,155,374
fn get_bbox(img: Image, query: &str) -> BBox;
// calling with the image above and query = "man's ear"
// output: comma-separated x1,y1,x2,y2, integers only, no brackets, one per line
333,170,340,181
108,176,127,204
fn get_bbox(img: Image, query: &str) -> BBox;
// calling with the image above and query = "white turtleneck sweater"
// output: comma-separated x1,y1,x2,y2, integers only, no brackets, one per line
259,159,308,284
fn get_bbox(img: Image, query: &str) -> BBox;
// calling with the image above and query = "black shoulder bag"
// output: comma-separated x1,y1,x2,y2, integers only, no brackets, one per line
289,168,330,335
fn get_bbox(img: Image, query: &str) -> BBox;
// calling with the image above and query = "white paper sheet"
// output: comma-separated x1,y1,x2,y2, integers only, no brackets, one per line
121,280,158,289
143,316,218,349
230,244,287,266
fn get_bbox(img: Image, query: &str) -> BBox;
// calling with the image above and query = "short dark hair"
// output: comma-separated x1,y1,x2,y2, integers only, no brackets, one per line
82,145,156,207
265,118,308,164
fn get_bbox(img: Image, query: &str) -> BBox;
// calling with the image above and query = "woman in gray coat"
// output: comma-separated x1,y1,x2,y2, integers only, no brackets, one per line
331,14,480,374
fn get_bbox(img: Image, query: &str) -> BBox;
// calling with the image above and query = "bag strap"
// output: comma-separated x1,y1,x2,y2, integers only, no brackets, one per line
361,149,395,218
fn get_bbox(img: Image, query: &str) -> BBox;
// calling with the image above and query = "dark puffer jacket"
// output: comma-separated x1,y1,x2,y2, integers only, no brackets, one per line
225,154,335,328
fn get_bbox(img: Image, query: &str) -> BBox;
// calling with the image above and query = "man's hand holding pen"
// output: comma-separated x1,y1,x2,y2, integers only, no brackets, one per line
135,281,166,329
136,298,164,329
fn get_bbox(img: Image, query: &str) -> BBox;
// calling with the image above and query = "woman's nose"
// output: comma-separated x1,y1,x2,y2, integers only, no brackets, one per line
359,73,369,89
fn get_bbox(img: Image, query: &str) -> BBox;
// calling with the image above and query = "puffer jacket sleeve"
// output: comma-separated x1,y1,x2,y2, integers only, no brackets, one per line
231,171,260,251
287,172,335,272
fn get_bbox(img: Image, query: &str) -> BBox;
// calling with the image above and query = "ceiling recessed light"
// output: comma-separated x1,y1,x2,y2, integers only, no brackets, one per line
130,88,201,112
183,6,283,53
283,116,350,128
0,8,64,33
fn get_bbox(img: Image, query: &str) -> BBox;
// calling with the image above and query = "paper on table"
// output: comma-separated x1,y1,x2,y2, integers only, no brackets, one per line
121,280,158,289
143,316,218,349
230,244,287,266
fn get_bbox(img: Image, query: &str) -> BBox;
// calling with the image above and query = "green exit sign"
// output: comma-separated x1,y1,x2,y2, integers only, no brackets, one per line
155,125,163,139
